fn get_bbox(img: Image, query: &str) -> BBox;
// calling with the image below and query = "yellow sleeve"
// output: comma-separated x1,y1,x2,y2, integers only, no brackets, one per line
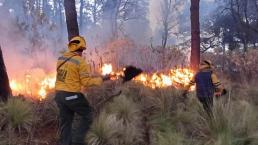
211,73,222,89
79,60,103,87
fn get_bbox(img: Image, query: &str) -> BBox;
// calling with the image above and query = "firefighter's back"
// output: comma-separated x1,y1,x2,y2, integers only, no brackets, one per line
195,71,214,98
55,52,82,93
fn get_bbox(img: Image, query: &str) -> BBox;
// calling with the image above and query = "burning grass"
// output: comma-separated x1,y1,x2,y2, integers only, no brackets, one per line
9,64,194,102
2,78,258,145
10,73,56,101
101,63,195,90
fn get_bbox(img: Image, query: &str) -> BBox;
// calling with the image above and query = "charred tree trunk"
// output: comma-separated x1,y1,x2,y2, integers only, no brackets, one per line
0,46,11,102
190,0,200,71
64,0,79,40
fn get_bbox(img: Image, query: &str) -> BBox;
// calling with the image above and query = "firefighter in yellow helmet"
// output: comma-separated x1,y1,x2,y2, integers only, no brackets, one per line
55,36,109,145
184,60,224,116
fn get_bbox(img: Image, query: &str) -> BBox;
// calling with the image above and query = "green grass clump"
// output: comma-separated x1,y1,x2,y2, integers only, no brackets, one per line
0,97,35,133
86,112,122,145
194,98,258,145
86,94,144,145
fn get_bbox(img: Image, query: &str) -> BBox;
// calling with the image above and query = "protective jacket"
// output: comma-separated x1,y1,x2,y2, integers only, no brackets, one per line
55,51,102,92
188,69,222,98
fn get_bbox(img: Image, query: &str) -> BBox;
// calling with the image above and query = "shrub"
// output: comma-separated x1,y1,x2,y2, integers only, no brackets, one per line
86,112,122,145
195,99,258,145
0,97,35,133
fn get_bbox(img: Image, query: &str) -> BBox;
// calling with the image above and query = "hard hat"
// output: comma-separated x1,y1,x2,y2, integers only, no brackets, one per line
68,36,87,52
200,60,213,69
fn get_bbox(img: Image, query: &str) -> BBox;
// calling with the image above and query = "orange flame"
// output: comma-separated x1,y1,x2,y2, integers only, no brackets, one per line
10,64,195,100
10,73,56,100
101,64,124,80
38,75,56,100
101,64,113,75
134,69,194,90
10,80,23,93
101,64,195,90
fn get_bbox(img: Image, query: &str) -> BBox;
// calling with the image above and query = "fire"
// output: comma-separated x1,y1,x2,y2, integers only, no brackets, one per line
10,73,56,100
101,63,124,80
10,80,23,93
101,64,195,90
38,76,56,100
101,64,113,75
10,64,194,101
134,68,194,90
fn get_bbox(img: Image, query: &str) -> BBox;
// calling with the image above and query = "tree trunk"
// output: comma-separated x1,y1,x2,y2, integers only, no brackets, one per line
64,0,79,40
190,0,200,71
43,0,47,14
93,0,98,25
103,0,119,39
0,46,11,102
222,44,226,71
58,0,64,32
79,0,84,31
161,24,168,49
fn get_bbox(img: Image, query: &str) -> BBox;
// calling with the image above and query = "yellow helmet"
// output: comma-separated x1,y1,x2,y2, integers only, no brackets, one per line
68,36,87,52
200,60,213,69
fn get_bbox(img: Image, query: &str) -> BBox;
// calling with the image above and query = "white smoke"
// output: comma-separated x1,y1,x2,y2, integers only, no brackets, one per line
148,0,188,45
148,0,162,34
0,5,57,80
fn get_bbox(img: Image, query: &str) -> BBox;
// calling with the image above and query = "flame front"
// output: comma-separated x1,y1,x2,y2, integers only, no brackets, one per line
10,80,23,93
101,64,123,80
10,73,56,100
101,64,195,90
134,68,194,90
38,76,56,100
101,64,113,75
10,64,194,100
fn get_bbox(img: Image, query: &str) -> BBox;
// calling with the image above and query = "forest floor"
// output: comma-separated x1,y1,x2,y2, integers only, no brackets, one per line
1,81,258,145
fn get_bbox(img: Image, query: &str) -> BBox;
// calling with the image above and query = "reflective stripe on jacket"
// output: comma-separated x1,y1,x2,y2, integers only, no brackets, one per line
55,52,103,92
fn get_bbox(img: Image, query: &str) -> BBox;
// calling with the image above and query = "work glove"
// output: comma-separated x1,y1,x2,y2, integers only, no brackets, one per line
214,91,222,98
215,88,227,98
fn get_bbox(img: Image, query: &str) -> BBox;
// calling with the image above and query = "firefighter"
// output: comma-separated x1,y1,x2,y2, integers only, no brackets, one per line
183,60,224,115
55,36,110,145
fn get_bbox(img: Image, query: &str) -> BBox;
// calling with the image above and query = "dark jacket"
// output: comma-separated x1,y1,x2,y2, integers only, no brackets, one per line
188,69,222,98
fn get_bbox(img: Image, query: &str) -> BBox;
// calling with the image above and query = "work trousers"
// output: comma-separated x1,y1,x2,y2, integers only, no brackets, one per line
55,91,93,145
198,96,213,117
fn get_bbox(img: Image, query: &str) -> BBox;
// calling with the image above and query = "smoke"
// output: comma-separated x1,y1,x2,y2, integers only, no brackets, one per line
148,0,188,46
0,5,58,81
0,0,217,81
148,0,161,34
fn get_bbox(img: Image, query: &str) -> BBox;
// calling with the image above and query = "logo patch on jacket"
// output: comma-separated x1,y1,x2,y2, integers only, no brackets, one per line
57,69,68,82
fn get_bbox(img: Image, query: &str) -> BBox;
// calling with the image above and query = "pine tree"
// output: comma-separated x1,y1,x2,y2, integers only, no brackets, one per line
64,0,79,40
0,46,11,102
190,0,200,71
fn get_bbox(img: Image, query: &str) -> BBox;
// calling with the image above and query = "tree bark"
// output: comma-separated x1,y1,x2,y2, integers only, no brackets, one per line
103,0,119,39
64,0,79,40
79,0,84,31
0,46,11,102
58,0,64,32
190,0,200,71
